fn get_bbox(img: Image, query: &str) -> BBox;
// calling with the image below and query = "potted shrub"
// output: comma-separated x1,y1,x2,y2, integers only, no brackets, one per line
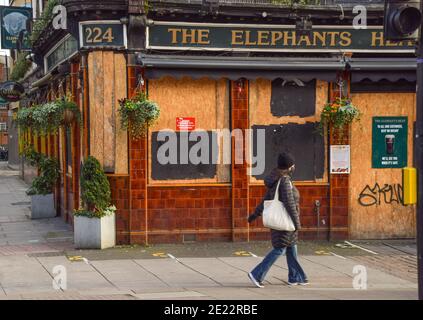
24,147,60,219
74,156,116,249
118,92,160,138
318,97,361,137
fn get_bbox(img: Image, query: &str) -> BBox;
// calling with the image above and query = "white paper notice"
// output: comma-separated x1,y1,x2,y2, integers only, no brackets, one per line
330,145,350,174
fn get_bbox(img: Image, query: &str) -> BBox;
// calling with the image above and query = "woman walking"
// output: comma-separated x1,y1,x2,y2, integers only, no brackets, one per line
247,152,308,287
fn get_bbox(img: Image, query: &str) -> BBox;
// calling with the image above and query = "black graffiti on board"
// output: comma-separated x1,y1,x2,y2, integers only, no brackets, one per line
358,183,404,207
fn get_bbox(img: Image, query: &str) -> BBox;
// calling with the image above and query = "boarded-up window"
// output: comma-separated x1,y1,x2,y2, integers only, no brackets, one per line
251,124,325,181
249,79,328,183
271,80,316,117
148,78,230,184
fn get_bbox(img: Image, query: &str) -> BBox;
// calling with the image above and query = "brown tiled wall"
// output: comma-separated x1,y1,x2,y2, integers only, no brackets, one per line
147,186,232,243
108,175,130,244
231,80,249,242
129,137,148,245
249,185,330,240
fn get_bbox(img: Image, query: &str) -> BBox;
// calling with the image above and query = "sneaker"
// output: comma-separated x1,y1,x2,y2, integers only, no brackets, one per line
298,280,310,286
287,281,299,286
248,272,264,288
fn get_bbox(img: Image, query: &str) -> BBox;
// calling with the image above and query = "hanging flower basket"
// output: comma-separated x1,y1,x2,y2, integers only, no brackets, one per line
318,97,361,136
118,92,160,138
57,98,81,126
15,96,82,135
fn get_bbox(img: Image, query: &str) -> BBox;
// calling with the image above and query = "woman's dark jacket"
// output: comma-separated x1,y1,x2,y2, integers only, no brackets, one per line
250,169,301,248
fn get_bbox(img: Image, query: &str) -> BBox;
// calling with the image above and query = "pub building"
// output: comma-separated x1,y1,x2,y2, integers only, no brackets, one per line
18,0,416,245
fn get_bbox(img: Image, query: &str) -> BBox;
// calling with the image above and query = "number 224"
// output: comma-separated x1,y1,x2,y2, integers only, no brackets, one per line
85,27,114,44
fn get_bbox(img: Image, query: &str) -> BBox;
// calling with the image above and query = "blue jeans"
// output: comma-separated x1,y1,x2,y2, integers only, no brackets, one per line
250,245,307,283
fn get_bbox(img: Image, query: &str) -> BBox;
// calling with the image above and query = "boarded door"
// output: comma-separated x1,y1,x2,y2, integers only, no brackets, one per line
349,92,416,239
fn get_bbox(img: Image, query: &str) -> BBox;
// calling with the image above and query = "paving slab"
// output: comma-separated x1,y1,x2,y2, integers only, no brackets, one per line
177,257,255,287
134,258,220,288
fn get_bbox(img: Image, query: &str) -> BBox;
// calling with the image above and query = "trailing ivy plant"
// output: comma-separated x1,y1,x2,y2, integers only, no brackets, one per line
30,0,59,45
118,92,160,138
25,148,60,196
10,53,32,81
318,97,361,136
15,107,35,132
15,97,82,136
74,156,116,219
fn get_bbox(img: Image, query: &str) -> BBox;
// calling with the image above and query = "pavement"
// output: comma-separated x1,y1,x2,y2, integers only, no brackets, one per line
0,161,419,300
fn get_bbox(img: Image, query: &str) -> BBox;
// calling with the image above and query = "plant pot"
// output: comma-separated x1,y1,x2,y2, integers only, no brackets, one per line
63,109,75,125
74,213,116,249
31,194,56,219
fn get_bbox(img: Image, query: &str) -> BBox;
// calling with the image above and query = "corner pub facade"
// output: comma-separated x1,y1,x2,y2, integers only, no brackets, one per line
19,0,417,245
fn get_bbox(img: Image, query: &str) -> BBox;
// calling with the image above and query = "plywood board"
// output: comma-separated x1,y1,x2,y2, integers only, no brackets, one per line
88,51,104,166
114,53,128,174
349,93,416,239
249,79,329,184
103,51,115,172
148,78,230,184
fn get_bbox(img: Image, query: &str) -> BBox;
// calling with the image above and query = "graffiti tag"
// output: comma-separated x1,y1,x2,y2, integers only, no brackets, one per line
358,183,403,207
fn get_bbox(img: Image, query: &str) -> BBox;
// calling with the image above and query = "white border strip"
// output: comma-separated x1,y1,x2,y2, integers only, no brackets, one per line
44,34,78,74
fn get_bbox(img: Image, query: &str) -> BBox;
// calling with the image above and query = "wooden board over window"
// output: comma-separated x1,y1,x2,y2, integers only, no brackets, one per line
148,77,230,184
249,79,329,184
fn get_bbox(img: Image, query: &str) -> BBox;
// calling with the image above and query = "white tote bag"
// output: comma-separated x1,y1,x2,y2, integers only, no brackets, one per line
262,179,296,232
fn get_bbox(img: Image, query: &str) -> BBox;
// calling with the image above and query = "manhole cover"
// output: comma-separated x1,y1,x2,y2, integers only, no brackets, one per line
11,201,31,206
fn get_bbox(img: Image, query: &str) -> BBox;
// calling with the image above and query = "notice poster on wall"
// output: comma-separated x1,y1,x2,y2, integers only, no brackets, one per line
372,117,408,169
330,145,350,174
176,117,196,131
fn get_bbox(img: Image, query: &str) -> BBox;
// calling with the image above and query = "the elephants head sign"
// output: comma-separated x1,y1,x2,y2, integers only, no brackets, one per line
0,81,25,102
0,6,32,50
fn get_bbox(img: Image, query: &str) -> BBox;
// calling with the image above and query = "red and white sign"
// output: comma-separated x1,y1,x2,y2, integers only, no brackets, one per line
176,117,196,131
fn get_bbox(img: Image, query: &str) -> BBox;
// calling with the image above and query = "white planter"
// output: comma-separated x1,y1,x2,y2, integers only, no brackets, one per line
74,213,116,249
31,194,56,219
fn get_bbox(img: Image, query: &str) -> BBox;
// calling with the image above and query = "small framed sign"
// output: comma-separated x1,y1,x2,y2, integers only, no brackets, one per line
176,117,196,131
330,145,350,174
79,21,127,48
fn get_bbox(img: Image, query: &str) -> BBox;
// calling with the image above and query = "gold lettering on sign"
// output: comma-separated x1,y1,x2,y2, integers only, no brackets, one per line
198,29,210,44
297,34,312,46
340,32,352,47
168,28,182,44
182,29,196,44
232,30,244,45
371,32,384,47
313,32,327,46
284,31,296,46
257,31,270,45
245,31,257,45
385,40,400,47
327,32,339,46
271,31,283,45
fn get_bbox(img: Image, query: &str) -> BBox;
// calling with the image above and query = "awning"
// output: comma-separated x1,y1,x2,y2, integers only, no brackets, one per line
137,54,345,82
349,58,417,83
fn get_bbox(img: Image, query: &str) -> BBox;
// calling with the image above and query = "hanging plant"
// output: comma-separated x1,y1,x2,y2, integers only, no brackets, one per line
15,96,82,135
31,102,62,135
10,53,32,81
118,92,160,138
318,97,361,136
56,95,82,127
74,156,116,219
15,107,35,131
